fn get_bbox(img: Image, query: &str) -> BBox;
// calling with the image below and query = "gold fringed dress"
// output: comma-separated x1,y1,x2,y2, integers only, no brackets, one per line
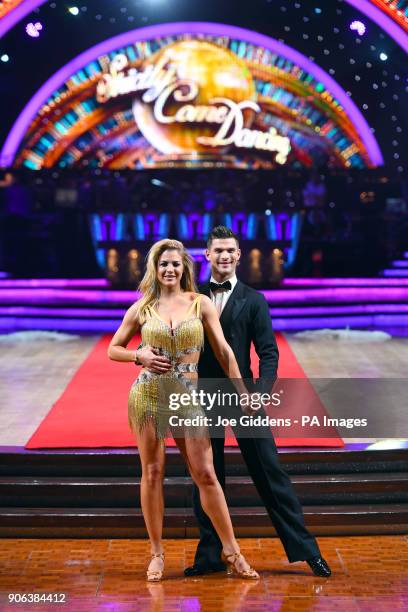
128,295,205,439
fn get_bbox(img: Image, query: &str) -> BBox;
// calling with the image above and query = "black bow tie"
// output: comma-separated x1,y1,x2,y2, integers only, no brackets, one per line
210,280,232,292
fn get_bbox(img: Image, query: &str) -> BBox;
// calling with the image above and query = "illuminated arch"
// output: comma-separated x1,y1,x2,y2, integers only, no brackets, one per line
0,21,384,168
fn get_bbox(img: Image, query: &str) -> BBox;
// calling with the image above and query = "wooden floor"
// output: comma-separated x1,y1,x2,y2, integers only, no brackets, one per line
288,335,408,379
0,536,407,610
0,335,97,446
1,336,407,608
1,333,407,446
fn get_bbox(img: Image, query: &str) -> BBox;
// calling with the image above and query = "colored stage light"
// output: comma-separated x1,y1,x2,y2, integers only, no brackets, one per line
350,20,366,36
68,6,79,16
151,178,172,190
379,52,388,60
25,21,43,37
0,279,109,288
0,54,9,62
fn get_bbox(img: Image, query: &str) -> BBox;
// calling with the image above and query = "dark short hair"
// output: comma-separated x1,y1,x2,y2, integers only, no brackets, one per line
207,226,239,248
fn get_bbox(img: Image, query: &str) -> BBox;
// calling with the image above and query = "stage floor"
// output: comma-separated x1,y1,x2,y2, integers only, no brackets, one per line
0,535,406,610
0,333,407,446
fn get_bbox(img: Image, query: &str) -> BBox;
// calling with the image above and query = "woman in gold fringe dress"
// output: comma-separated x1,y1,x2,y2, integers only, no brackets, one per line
108,239,259,581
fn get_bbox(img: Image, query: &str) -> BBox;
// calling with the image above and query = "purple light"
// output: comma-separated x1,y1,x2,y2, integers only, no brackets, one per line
1,286,408,306
0,279,109,288
1,303,407,320
143,213,162,239
0,22,383,167
0,289,138,304
222,213,249,237
0,317,119,332
95,213,125,241
282,278,408,286
350,20,366,36
1,314,407,333
178,214,212,240
383,269,408,276
270,304,408,317
262,287,408,304
25,21,43,38
188,248,211,283
1,277,406,289
0,306,125,317
271,314,408,331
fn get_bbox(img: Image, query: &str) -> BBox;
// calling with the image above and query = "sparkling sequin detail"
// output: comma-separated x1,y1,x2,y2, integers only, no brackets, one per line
128,296,205,438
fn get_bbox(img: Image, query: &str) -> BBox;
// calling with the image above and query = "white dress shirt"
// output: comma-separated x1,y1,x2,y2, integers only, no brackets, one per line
209,274,237,316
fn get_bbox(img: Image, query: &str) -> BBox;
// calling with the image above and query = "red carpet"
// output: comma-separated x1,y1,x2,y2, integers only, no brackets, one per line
25,333,343,449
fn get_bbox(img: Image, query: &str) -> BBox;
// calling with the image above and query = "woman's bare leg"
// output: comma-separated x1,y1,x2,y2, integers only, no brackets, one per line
174,435,255,574
137,420,166,573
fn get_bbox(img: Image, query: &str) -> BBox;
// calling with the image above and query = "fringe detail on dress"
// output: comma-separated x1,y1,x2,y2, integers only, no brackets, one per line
128,378,160,435
128,301,205,440
128,374,207,440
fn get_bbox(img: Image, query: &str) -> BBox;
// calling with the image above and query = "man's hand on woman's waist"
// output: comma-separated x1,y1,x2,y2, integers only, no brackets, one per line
136,345,172,373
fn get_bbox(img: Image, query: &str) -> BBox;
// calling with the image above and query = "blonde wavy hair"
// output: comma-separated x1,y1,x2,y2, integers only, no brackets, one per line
135,239,197,324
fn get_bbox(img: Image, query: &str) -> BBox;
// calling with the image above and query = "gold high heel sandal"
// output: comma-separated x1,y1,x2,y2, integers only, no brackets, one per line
146,552,165,582
221,550,259,580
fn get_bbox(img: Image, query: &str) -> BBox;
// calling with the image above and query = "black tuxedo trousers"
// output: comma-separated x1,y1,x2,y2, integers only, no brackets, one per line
192,426,320,564
192,281,320,564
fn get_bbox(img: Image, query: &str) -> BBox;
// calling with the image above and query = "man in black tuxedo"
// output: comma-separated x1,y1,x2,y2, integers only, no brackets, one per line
184,226,331,578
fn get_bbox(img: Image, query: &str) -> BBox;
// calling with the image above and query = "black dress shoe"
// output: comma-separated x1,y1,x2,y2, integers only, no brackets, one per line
184,562,227,577
307,556,332,577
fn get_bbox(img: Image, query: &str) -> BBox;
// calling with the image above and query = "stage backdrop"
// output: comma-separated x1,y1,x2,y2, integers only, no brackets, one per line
1,23,383,170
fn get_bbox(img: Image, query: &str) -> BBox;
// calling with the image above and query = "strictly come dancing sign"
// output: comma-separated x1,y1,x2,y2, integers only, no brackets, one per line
7,23,379,169
96,40,291,166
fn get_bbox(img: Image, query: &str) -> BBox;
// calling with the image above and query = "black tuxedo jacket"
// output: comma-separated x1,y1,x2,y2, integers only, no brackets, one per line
198,280,279,391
